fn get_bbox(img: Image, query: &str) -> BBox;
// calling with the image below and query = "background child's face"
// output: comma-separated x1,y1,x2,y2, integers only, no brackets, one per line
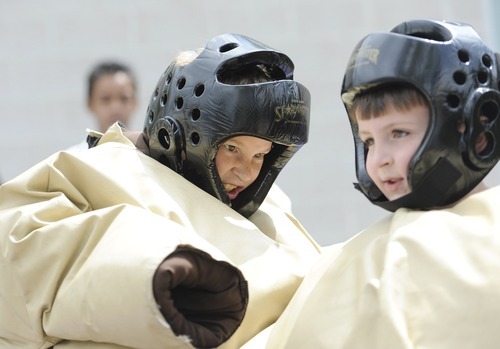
88,72,137,132
357,104,429,201
215,135,272,201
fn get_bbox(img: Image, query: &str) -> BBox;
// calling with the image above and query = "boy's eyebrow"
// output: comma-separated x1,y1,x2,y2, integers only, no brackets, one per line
254,144,273,154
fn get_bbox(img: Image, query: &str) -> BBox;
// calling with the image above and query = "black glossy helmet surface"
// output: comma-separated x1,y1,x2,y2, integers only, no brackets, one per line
341,19,500,211
144,33,310,217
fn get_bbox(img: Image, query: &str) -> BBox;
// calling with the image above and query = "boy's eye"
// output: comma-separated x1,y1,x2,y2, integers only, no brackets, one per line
223,144,237,152
393,130,409,138
362,138,374,147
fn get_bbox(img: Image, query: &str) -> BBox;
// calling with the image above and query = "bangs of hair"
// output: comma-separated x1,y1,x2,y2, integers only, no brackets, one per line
351,84,428,121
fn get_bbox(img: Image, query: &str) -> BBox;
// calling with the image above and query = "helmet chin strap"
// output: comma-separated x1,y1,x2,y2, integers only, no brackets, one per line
367,157,464,212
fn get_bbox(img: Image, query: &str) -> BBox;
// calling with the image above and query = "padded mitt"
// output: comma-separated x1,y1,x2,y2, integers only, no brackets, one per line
153,245,248,348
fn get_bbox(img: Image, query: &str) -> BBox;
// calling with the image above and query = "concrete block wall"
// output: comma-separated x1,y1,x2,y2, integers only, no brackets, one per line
0,0,498,245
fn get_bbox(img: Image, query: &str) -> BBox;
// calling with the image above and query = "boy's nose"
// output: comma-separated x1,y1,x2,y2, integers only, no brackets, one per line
110,98,124,109
234,159,257,184
371,145,393,167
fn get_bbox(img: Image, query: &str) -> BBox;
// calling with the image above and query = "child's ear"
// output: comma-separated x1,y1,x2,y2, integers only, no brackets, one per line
457,121,466,134
475,132,489,155
457,117,490,155
476,115,491,155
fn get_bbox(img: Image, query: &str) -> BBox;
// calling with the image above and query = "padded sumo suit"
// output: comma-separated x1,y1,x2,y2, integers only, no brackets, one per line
0,32,320,349
266,186,500,349
0,125,319,349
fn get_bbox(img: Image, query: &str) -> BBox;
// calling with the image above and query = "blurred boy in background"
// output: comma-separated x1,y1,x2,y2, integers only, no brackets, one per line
68,61,138,150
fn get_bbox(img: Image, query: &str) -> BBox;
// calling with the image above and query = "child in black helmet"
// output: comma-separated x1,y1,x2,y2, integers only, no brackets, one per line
143,34,310,217
265,20,500,349
0,34,319,349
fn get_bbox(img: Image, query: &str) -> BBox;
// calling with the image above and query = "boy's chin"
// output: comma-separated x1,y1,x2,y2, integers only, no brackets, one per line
385,191,410,202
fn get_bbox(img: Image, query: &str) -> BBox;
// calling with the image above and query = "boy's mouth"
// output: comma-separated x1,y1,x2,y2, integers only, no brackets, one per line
224,183,240,200
383,177,402,185
381,177,405,196
224,183,236,191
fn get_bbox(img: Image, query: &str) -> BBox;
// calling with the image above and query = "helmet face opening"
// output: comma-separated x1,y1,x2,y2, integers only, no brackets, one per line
144,33,310,217
342,20,500,211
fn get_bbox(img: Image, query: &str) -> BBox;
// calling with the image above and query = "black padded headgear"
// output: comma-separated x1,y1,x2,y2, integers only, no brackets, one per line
342,20,500,211
144,33,310,217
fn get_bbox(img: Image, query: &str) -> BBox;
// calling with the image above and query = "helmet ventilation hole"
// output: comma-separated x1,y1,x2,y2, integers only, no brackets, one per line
446,94,460,108
191,132,200,145
175,97,184,110
166,72,172,84
160,92,168,107
177,77,186,89
482,54,493,68
194,84,205,97
477,70,489,84
477,131,495,157
480,100,499,123
476,101,498,157
219,42,239,53
148,110,154,123
458,49,470,63
453,71,466,85
191,108,201,121
158,128,170,149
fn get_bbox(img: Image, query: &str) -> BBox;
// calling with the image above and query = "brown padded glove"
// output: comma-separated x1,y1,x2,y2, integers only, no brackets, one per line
153,245,249,348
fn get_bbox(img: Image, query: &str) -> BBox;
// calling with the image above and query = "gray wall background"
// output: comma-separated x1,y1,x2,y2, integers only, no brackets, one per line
1,0,499,245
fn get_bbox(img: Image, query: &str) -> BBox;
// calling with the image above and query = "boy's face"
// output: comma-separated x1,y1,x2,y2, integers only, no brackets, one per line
88,72,137,132
215,135,272,201
356,104,429,201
